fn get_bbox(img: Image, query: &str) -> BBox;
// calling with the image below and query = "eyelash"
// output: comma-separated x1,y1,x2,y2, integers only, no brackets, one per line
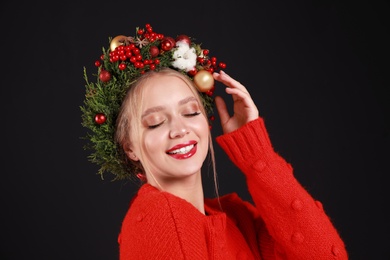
147,112,201,129
148,122,163,129
185,112,201,117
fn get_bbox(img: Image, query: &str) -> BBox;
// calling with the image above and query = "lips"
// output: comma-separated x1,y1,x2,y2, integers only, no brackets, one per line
166,141,197,159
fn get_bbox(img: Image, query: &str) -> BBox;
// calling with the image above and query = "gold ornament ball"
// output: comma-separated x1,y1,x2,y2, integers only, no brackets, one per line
110,35,127,51
193,70,214,92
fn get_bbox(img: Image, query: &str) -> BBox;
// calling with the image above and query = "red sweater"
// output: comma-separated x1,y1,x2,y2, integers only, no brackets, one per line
118,117,348,259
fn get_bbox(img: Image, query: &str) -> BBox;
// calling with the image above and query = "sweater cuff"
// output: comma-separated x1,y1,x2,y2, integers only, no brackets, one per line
215,117,276,172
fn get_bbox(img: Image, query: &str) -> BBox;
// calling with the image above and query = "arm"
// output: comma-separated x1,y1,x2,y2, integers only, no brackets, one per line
214,71,348,259
216,118,348,259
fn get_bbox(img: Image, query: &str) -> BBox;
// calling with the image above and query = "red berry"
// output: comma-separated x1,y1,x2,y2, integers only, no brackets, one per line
188,68,197,77
219,62,227,69
206,90,213,97
118,63,127,70
149,32,156,41
207,68,214,73
112,55,119,62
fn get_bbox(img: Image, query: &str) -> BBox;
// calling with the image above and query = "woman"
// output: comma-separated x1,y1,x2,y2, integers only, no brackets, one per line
81,23,348,259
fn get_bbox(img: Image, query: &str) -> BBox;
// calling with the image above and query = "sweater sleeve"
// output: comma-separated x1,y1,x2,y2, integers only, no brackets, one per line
118,186,210,260
216,117,348,260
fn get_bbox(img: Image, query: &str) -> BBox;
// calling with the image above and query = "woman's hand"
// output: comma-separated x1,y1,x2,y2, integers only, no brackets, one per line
213,70,259,134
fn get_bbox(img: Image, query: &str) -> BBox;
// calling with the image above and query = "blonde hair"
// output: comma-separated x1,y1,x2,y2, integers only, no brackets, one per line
115,68,219,196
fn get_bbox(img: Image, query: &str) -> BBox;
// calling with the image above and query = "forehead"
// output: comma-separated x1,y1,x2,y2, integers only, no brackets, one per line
141,74,196,101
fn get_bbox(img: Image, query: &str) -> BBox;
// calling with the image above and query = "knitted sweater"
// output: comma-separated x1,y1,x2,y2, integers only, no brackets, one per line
118,117,348,259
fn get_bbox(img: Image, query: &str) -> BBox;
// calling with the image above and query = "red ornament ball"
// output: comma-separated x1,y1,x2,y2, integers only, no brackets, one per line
94,113,107,124
161,37,175,51
149,46,159,57
99,70,111,82
176,34,191,45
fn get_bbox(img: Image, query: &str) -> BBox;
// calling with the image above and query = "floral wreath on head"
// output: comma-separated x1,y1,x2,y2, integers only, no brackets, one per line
80,23,227,181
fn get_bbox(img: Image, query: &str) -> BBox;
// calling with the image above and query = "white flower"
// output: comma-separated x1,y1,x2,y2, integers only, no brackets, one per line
171,41,197,72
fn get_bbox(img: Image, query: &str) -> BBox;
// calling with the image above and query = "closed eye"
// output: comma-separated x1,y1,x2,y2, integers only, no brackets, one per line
148,121,164,129
185,112,201,117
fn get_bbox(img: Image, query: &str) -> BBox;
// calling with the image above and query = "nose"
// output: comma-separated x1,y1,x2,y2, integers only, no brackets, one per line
169,118,190,138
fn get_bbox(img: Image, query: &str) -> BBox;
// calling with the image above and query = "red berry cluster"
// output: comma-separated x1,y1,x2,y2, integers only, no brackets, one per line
189,49,227,77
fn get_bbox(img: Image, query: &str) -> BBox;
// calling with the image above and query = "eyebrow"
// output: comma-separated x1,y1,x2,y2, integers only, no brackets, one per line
141,96,198,118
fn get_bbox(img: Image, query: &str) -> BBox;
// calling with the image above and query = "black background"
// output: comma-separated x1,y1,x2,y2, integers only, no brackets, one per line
1,1,389,259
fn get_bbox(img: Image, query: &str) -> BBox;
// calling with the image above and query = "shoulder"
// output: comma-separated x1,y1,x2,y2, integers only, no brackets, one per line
121,184,177,230
120,184,206,240
118,185,183,258
118,184,209,259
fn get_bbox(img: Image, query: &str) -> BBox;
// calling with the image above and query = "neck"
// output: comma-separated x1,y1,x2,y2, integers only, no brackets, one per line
148,173,205,214
171,182,205,214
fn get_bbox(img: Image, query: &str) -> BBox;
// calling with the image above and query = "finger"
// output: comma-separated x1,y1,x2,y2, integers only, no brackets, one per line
225,86,255,108
214,96,230,126
213,71,249,94
214,72,257,112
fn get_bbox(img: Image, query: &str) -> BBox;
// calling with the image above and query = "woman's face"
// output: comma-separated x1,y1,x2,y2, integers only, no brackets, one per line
132,74,210,185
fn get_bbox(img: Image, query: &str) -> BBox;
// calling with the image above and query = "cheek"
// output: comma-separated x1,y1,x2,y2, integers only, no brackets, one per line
192,116,210,139
142,130,165,154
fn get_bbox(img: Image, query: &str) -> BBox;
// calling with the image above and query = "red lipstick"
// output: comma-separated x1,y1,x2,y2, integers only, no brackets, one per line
166,141,197,159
